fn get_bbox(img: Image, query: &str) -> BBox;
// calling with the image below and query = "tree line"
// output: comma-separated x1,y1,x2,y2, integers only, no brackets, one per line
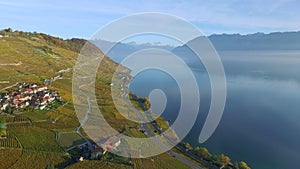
180,142,251,169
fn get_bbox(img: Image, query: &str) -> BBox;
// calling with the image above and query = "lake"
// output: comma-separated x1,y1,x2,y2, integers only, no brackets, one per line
129,50,300,169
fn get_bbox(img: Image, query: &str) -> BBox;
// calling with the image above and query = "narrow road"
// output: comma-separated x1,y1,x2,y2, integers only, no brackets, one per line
76,82,93,145
0,82,18,91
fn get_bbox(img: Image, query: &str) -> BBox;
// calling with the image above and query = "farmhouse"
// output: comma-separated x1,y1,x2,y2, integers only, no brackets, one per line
101,136,121,153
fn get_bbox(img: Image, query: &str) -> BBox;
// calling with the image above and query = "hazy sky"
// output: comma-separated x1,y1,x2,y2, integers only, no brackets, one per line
0,0,299,39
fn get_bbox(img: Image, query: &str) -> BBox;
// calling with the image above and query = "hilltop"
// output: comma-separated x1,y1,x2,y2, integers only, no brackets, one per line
0,28,137,168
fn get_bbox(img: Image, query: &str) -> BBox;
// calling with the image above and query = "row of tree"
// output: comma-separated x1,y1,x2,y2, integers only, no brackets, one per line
180,142,251,169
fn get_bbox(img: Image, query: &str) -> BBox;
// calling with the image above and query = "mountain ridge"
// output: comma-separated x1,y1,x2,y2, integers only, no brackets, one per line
88,30,300,63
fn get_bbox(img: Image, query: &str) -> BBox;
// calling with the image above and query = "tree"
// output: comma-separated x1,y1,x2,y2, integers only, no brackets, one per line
6,28,13,33
181,142,192,150
143,97,151,110
235,161,251,169
194,147,211,159
218,154,231,166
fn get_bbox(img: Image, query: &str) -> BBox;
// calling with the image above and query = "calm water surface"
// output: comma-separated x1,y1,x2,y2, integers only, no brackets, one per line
129,50,300,169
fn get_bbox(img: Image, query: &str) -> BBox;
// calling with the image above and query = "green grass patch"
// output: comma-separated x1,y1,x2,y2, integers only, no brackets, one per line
0,149,22,169
0,135,21,148
11,150,71,169
66,160,132,169
0,118,6,137
57,132,86,149
20,111,48,121
151,153,192,169
9,126,63,152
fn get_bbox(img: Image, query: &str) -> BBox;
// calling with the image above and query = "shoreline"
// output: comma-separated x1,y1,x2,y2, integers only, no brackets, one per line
124,73,251,169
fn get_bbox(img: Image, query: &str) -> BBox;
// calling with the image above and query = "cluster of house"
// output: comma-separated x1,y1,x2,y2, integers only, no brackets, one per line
0,82,61,112
101,136,121,153
78,143,104,161
78,136,121,161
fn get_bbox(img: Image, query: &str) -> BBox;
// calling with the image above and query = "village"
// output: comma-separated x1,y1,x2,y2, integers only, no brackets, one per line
0,82,62,113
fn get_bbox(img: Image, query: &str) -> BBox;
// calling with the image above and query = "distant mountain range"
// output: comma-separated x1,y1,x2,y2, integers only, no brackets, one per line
91,39,174,63
208,31,300,50
93,31,300,63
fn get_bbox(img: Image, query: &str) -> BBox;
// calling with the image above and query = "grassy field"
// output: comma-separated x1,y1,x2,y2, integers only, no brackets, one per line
66,160,132,169
8,126,64,152
131,153,192,169
10,150,70,169
0,135,21,148
19,111,48,121
0,118,6,136
57,132,86,149
0,149,22,169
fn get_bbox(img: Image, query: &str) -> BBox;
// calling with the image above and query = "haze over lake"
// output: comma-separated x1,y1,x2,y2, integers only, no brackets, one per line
129,50,300,169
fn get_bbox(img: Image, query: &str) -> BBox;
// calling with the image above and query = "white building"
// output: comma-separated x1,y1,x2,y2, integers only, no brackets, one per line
1,103,8,111
39,105,46,110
